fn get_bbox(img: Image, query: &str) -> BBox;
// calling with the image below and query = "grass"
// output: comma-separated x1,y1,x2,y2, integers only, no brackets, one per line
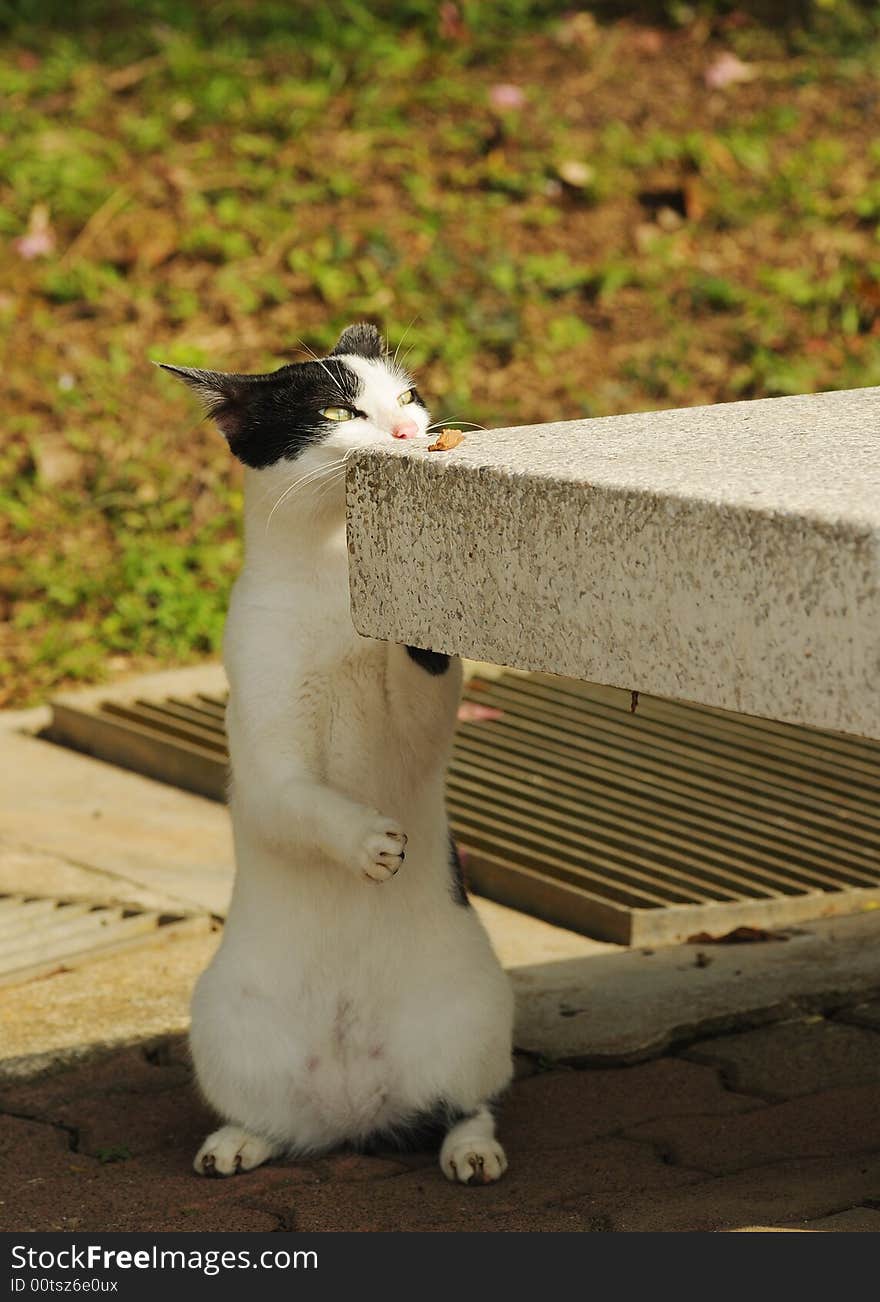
2,1,880,706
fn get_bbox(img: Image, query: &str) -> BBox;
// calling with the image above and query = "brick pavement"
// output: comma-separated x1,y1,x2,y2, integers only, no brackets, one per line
2,1008,879,1233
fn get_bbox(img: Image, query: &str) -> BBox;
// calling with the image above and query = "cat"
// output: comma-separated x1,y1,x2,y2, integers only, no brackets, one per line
161,323,514,1185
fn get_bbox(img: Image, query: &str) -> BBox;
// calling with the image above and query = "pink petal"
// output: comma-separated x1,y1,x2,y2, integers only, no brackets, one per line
14,204,55,260
14,230,54,260
457,702,504,723
704,52,753,90
489,83,526,111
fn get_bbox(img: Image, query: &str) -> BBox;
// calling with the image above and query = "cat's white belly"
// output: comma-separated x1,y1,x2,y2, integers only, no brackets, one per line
190,843,513,1151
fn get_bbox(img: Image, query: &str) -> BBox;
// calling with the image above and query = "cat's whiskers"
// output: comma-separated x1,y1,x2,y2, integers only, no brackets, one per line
264,458,349,532
256,450,346,511
310,446,360,513
426,418,487,432
392,316,419,370
313,469,346,511
295,338,348,403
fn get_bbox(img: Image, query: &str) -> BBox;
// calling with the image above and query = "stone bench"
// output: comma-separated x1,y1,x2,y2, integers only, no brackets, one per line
346,387,880,741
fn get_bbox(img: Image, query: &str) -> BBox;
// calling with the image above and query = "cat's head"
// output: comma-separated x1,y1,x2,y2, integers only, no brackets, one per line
159,323,431,471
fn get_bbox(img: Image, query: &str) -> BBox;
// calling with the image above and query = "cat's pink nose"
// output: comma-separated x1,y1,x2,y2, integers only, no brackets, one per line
391,419,418,439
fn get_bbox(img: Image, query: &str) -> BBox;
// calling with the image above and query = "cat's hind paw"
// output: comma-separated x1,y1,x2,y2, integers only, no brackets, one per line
360,816,407,883
440,1138,508,1186
194,1125,275,1177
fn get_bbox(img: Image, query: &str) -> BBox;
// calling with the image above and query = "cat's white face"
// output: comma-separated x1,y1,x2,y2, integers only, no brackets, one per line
260,351,433,526
316,353,432,456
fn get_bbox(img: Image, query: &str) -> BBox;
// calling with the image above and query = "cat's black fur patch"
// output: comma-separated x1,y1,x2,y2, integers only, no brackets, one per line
160,357,363,470
448,833,469,907
359,1093,505,1156
330,322,385,360
405,646,450,675
358,1100,467,1154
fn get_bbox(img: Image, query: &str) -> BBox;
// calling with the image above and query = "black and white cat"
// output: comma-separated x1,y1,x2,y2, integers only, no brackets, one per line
162,324,513,1185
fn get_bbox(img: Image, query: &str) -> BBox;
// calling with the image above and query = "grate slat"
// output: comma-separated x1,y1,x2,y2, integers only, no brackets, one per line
453,724,880,878
467,680,880,825
0,898,93,938
460,708,880,857
102,701,228,754
45,672,880,945
0,894,213,987
448,777,758,902
514,675,880,792
448,760,828,897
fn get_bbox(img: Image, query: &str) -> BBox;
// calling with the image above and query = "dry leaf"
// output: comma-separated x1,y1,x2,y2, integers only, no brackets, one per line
33,435,83,487
628,27,665,55
427,428,464,451
557,160,594,190
687,926,789,945
683,177,707,222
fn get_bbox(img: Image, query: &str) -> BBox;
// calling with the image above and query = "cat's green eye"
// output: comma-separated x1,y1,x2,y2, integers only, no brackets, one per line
398,389,415,406
320,407,355,422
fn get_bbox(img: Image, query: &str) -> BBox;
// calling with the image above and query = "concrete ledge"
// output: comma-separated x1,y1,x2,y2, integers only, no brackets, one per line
511,911,880,1062
346,388,880,738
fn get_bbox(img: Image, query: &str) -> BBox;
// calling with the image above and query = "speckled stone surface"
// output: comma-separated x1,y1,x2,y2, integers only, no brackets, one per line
346,388,880,738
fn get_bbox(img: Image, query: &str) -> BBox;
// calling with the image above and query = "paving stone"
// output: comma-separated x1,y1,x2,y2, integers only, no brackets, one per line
0,1044,706,1232
500,1058,757,1153
0,717,234,917
0,932,219,1078
607,1153,880,1233
271,1137,701,1234
0,1126,323,1233
512,914,880,1061
3,1038,878,1232
0,1041,214,1162
318,1153,413,1181
683,1016,880,1099
799,1207,880,1231
0,1113,71,1173
624,1084,880,1174
835,999,880,1032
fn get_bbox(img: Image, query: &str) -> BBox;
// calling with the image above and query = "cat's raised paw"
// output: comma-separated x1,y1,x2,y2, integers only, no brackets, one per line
360,816,407,883
440,1139,508,1186
194,1125,275,1177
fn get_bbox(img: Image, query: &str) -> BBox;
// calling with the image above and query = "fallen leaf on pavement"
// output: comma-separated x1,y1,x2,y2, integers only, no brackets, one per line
687,926,789,944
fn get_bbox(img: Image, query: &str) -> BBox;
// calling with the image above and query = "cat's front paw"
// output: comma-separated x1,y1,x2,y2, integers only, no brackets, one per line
359,815,407,883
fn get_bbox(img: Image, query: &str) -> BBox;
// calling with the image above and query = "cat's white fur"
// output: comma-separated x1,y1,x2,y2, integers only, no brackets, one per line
190,350,514,1184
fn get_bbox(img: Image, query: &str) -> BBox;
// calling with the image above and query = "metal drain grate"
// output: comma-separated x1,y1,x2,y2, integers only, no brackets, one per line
45,674,880,945
0,894,212,987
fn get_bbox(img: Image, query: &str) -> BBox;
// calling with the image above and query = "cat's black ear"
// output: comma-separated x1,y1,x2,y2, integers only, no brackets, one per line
329,323,385,360
157,363,255,442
